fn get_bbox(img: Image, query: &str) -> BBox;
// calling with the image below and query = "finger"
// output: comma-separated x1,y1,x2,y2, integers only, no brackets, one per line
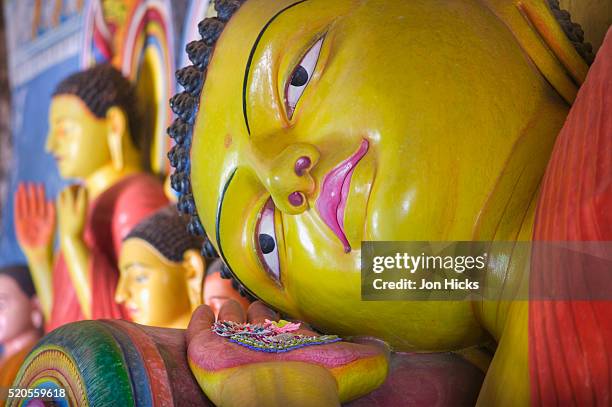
66,186,76,208
40,184,52,219
57,189,67,218
247,301,279,324
217,299,246,323
76,187,87,213
36,184,45,217
14,184,25,219
59,187,70,208
27,183,37,216
33,183,43,216
47,201,56,229
186,305,216,345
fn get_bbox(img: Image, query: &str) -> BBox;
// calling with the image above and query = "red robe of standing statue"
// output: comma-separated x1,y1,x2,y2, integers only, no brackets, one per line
46,173,168,332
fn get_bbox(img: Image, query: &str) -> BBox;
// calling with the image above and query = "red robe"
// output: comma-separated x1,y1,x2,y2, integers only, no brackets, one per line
46,173,168,332
530,28,612,405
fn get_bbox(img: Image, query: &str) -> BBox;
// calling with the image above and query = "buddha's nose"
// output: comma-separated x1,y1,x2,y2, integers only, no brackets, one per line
45,131,56,153
115,276,128,304
256,143,320,215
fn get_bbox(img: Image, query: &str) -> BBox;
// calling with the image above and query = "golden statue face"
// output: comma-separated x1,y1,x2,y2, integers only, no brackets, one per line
189,0,570,349
116,238,196,328
46,95,112,179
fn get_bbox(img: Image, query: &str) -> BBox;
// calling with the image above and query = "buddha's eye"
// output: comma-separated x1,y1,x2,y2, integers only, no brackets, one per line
255,198,280,283
135,274,149,284
285,37,324,119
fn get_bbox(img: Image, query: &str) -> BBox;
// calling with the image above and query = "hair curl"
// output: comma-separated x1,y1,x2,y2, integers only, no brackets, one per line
546,0,594,64
124,205,204,263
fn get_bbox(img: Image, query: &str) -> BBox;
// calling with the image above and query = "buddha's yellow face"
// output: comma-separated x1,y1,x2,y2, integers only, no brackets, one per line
46,95,113,179
117,238,195,328
190,0,569,350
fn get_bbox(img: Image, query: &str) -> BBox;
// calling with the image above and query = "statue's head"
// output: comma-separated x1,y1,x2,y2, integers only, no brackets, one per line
46,64,142,179
169,0,589,349
203,258,251,317
0,265,42,345
116,205,205,328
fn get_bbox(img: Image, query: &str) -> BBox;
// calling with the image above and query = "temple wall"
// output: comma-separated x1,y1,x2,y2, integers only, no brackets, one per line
0,6,9,235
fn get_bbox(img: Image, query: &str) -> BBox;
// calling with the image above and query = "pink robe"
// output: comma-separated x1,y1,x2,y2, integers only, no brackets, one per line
46,173,168,332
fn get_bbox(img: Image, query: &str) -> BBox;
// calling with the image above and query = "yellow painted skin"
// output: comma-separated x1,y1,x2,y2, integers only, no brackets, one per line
188,0,587,404
116,238,204,328
190,357,388,407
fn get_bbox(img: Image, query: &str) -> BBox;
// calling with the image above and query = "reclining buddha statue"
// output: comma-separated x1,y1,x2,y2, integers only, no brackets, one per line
167,0,610,405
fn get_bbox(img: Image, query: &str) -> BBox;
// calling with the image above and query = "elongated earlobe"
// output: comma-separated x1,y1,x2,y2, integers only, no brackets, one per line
107,107,127,171
183,249,206,311
31,297,43,330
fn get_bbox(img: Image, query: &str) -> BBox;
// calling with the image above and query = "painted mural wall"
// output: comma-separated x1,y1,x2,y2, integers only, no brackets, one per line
0,6,9,235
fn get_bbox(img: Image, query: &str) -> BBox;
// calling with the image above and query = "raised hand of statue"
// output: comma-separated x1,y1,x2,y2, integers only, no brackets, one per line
14,182,56,258
186,301,389,407
57,185,88,241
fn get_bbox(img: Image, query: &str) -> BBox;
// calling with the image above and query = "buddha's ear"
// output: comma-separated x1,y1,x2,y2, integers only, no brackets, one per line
106,106,127,171
183,249,206,310
30,296,43,330
484,0,589,104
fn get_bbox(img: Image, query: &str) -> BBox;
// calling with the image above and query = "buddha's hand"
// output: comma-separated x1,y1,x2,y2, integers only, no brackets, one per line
186,301,389,407
14,182,56,261
57,185,88,242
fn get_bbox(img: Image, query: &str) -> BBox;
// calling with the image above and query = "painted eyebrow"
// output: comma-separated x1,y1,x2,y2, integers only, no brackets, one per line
242,0,308,135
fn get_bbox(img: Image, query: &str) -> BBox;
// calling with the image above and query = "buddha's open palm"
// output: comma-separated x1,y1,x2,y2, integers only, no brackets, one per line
186,300,389,407
14,182,56,255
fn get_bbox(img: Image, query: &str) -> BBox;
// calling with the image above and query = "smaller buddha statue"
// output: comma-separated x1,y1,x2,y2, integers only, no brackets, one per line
202,258,251,318
116,205,249,328
0,265,43,388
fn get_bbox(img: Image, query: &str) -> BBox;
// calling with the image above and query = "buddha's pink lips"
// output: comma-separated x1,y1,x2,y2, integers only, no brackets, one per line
315,139,369,253
188,330,382,372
